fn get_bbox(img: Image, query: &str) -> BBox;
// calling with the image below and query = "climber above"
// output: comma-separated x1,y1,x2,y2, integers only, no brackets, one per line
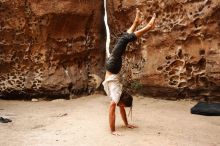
102,8,156,136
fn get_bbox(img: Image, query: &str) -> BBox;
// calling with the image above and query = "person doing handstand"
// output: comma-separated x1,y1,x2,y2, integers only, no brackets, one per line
102,9,156,136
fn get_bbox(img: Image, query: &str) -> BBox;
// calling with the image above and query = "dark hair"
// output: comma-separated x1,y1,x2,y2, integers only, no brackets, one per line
119,91,133,107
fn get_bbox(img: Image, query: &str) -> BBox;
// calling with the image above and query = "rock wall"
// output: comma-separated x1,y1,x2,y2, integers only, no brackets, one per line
107,0,220,100
0,0,106,99
1,0,220,100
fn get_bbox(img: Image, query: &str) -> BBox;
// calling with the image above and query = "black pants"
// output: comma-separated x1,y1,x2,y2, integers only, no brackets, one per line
105,32,137,74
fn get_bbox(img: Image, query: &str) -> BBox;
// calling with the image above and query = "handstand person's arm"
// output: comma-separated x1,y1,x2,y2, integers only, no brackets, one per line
134,13,156,38
109,101,116,132
119,106,137,128
119,105,128,126
109,101,122,136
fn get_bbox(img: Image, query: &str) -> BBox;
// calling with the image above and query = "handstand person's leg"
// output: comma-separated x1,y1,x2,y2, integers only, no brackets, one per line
127,8,143,34
106,12,141,74
110,8,144,58
106,11,156,74
111,12,156,57
134,13,156,38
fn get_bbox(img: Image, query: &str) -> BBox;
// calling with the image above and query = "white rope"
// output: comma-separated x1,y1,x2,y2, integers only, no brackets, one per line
104,0,111,58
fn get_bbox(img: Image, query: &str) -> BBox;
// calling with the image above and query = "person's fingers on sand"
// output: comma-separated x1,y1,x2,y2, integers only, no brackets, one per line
111,131,122,136
126,124,138,129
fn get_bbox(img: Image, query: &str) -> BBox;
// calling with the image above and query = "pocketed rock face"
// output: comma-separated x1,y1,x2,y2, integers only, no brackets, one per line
0,0,106,99
107,0,220,100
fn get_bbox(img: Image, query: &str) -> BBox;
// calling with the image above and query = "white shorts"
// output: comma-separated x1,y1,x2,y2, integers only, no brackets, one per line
102,74,122,104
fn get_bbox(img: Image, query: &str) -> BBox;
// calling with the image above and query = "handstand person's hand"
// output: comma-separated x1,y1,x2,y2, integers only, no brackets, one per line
111,131,122,136
126,124,138,129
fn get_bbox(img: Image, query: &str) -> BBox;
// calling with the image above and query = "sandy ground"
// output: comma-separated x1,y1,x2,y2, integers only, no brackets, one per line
0,94,219,146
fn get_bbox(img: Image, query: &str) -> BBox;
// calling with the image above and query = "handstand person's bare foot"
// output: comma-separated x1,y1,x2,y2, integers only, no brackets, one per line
134,13,156,37
134,8,143,25
127,8,143,33
147,13,156,29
